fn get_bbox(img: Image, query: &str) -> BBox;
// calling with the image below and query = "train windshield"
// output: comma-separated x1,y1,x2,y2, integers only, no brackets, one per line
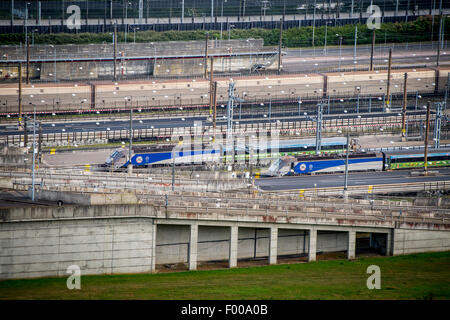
110,151,119,158
268,159,282,172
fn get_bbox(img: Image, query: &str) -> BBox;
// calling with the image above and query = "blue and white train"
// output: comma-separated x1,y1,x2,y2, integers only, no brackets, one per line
104,137,349,169
268,148,450,176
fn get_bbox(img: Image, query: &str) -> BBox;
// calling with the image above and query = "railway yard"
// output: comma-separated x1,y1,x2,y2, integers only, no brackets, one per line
0,7,450,303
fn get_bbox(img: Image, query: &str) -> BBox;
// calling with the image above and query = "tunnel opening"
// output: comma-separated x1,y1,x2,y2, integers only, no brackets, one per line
356,232,388,257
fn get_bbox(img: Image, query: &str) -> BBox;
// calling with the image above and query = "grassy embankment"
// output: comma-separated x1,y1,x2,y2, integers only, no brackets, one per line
0,251,449,300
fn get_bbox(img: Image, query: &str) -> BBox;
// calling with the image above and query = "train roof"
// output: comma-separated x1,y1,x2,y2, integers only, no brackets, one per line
383,148,450,157
132,137,347,153
247,137,347,149
295,152,380,161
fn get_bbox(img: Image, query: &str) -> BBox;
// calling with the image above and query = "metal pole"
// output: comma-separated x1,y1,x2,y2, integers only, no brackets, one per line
269,97,272,120
211,0,214,23
213,81,218,140
324,22,328,55
385,48,392,109
415,91,418,110
11,0,14,26
356,93,360,114
24,115,28,147
31,104,36,201
312,0,316,47
209,57,214,116
434,102,442,149
26,35,30,84
54,46,56,82
402,73,407,141
38,123,42,164
114,24,117,81
445,74,449,111
25,5,28,49
351,0,354,18
353,24,357,63
338,36,342,72
278,17,283,74
172,150,175,191
298,97,301,117
204,32,209,79
424,101,431,173
18,62,22,126
437,14,443,66
181,0,184,23
344,129,349,191
370,29,375,71
125,1,128,43
128,105,133,173
315,103,323,155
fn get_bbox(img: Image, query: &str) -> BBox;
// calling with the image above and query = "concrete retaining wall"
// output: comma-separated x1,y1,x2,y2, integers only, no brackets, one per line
0,203,449,279
0,218,156,279
393,228,450,255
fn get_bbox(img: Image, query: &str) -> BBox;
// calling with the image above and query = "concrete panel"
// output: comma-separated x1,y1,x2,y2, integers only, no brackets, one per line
0,217,156,279
155,224,189,264
198,226,230,262
393,228,450,255
347,230,356,260
308,229,317,262
269,227,278,265
189,224,198,270
277,229,307,256
229,225,238,268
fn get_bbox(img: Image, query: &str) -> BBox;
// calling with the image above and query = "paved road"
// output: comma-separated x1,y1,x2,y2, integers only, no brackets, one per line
255,168,450,191
284,44,450,72
0,110,427,136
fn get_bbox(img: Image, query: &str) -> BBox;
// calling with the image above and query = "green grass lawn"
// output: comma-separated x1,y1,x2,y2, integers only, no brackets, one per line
0,252,449,300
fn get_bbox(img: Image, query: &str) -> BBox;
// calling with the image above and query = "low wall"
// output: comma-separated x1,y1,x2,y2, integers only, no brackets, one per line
27,188,138,205
0,217,155,279
0,177,12,189
393,228,450,255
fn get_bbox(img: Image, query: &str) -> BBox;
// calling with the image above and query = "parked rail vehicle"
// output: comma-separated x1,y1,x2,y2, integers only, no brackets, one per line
2,67,448,115
104,137,348,168
272,148,450,176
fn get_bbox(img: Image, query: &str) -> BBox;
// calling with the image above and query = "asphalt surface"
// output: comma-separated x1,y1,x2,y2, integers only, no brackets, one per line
284,43,450,72
255,168,450,191
0,110,427,136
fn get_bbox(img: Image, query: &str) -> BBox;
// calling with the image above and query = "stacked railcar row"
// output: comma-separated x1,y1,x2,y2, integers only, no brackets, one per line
1,67,449,114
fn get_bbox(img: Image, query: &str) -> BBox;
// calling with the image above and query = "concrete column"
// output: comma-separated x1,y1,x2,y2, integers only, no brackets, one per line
386,229,392,256
229,225,238,268
347,230,356,260
188,224,198,270
150,222,157,273
269,227,278,265
308,229,317,262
